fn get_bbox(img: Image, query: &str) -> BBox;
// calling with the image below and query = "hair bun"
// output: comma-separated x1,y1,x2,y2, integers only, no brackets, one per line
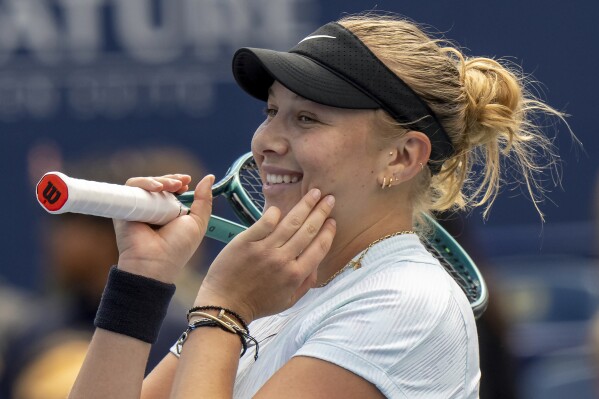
461,58,523,147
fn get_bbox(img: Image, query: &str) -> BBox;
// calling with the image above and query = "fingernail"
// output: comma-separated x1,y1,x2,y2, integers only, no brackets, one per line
310,188,321,200
150,180,162,188
326,195,335,206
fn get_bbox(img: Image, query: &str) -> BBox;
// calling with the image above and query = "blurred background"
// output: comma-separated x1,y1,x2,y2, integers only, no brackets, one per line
0,0,596,398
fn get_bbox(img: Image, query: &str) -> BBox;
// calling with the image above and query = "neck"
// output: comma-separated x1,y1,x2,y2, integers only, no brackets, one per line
315,213,414,287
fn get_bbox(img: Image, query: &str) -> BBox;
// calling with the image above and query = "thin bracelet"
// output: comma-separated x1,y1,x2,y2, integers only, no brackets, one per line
188,311,249,336
175,318,248,357
185,305,258,359
187,306,249,332
188,311,238,333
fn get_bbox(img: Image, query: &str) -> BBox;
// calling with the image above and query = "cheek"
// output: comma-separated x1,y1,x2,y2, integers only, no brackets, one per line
250,125,264,153
250,121,276,155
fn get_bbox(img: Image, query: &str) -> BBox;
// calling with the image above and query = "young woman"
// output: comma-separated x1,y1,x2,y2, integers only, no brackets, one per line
69,13,564,399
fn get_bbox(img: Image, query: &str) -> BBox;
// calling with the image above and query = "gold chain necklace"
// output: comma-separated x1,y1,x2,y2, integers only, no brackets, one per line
319,230,416,288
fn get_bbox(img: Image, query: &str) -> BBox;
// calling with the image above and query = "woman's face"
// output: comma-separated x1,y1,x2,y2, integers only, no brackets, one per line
251,81,386,225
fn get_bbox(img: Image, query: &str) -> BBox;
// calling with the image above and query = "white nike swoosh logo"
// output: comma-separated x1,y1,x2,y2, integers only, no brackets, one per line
298,35,336,44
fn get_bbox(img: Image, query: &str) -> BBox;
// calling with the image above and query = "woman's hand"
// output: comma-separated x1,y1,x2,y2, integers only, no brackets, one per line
194,189,336,323
114,174,215,283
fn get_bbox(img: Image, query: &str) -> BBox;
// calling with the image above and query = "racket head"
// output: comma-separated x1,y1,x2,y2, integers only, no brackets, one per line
177,152,264,226
215,152,264,225
420,213,489,318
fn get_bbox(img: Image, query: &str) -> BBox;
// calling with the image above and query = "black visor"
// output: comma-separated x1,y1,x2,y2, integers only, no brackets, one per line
232,22,454,174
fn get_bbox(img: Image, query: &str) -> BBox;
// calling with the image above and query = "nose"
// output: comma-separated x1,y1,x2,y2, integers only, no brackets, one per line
251,115,289,159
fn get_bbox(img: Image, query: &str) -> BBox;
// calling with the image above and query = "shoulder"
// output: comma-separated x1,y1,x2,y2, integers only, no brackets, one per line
334,246,461,321
299,244,474,348
294,257,479,398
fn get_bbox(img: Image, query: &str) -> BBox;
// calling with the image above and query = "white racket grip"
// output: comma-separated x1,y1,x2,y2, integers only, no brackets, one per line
36,172,190,225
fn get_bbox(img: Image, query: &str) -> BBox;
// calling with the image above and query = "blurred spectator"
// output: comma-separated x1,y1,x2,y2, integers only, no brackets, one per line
590,172,599,394
0,280,40,384
595,171,599,258
0,146,208,399
436,211,520,399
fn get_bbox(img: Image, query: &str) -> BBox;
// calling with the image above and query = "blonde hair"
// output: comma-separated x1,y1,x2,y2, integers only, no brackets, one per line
339,13,572,221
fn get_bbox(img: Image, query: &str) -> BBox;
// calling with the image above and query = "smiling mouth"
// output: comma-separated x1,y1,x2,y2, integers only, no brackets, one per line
265,173,303,185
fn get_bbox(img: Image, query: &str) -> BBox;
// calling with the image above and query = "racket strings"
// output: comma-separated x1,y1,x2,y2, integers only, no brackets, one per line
240,162,265,211
422,239,480,303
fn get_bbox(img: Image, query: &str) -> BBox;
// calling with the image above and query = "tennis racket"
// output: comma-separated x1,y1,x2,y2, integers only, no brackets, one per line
36,152,488,318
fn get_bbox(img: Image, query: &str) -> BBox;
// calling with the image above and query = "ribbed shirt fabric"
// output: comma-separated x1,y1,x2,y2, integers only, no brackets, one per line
174,234,480,398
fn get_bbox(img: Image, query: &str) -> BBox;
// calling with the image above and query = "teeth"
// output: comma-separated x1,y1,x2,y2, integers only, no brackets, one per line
266,174,300,185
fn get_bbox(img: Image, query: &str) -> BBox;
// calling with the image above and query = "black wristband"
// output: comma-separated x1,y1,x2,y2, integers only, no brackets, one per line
94,266,176,344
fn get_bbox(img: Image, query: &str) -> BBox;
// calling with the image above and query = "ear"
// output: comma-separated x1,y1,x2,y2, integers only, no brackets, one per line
379,131,431,188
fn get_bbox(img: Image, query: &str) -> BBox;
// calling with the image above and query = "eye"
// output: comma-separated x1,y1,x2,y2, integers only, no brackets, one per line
298,113,318,124
263,107,277,119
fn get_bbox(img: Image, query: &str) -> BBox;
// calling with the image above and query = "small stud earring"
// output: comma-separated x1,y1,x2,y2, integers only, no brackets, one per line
381,177,388,189
419,162,424,171
389,151,394,156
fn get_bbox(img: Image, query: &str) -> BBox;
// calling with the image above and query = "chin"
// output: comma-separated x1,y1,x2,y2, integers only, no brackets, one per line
263,201,294,219
262,184,303,216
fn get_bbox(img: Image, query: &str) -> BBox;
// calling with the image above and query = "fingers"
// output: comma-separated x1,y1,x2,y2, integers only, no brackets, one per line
125,174,192,193
294,218,336,291
267,188,324,247
241,206,282,241
188,174,215,234
279,196,336,296
282,194,335,256
241,189,334,248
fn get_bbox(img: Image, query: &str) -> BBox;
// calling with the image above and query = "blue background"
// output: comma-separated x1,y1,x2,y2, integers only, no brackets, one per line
1,0,596,289
1,1,597,397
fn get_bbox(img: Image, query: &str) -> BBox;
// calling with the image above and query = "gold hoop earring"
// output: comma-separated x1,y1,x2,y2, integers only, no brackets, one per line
419,162,424,171
387,177,394,188
381,177,388,189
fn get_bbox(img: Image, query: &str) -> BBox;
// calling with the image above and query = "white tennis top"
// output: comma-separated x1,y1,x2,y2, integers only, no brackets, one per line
173,234,480,398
